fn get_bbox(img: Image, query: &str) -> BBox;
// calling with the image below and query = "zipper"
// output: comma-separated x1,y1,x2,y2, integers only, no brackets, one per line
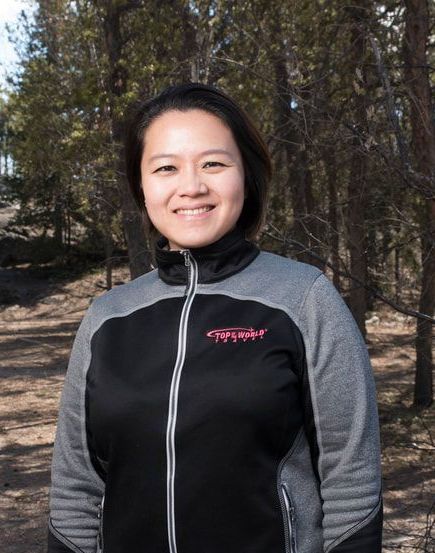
181,249,191,296
279,483,297,553
97,494,105,553
166,248,198,553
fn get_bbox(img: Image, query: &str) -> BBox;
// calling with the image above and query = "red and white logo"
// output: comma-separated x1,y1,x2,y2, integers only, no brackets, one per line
206,327,268,343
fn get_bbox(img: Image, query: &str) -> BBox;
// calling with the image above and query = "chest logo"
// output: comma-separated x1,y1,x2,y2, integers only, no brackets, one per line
206,327,268,343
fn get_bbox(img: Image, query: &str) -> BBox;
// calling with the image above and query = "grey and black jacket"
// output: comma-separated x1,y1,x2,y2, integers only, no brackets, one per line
47,224,383,553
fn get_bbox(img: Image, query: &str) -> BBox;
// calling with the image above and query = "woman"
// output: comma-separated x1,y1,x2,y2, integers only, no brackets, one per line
47,83,383,553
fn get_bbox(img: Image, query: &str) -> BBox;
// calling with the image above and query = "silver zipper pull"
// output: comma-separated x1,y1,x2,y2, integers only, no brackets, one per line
180,249,190,267
179,250,191,295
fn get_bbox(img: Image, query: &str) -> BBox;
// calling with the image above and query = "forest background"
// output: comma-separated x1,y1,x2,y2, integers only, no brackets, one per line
0,0,434,551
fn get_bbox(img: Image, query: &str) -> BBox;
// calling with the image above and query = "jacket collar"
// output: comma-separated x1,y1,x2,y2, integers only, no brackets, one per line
154,224,260,285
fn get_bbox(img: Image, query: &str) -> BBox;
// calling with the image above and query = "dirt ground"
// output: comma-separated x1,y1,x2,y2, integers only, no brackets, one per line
0,263,434,552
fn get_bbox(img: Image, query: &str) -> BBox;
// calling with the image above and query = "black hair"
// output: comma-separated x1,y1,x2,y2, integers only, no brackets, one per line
124,82,272,244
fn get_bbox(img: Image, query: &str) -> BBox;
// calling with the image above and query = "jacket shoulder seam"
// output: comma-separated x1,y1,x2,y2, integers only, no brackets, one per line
90,292,183,338
195,289,301,327
296,270,325,325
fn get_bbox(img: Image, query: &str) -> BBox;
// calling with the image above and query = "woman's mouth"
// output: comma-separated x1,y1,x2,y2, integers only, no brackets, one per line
175,205,215,217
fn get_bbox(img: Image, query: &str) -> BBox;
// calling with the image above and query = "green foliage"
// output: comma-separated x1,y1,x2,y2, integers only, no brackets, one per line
0,0,432,299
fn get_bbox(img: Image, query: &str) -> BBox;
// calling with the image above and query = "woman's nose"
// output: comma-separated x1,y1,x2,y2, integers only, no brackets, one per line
177,168,208,195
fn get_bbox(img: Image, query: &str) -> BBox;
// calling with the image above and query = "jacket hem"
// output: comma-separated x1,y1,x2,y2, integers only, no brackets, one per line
48,517,85,553
324,490,383,553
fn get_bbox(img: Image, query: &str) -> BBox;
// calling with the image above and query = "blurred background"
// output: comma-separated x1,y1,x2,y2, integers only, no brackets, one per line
0,1,433,551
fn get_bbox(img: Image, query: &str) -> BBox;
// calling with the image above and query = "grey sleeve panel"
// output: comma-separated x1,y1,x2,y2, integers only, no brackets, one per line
297,272,383,552
48,301,105,553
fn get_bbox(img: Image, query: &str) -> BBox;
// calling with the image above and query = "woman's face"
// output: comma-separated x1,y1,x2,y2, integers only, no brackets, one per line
140,108,246,250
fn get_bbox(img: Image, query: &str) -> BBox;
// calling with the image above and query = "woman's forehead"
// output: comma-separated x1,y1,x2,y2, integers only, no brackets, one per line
142,110,239,160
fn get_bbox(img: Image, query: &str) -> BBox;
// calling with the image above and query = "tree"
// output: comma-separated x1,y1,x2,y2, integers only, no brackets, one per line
403,0,435,408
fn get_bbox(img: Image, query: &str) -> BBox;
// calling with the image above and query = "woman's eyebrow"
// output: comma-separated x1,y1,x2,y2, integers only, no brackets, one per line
148,149,233,162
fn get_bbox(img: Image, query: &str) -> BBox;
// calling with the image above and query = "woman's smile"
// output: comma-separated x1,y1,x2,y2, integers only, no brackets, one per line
174,205,216,218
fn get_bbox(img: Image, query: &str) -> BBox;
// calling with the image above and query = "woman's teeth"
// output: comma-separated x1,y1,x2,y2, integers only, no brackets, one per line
176,206,213,215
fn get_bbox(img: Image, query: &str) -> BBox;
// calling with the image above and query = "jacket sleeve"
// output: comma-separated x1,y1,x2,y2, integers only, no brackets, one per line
298,272,383,553
47,302,105,553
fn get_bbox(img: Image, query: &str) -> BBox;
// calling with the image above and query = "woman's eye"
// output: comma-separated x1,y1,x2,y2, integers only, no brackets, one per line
204,161,225,168
155,165,175,172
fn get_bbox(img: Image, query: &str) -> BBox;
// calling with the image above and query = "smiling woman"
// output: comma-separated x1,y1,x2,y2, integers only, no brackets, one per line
46,82,383,553
124,82,272,254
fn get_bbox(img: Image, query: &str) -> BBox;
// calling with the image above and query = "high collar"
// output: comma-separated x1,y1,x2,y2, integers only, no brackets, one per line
154,225,260,285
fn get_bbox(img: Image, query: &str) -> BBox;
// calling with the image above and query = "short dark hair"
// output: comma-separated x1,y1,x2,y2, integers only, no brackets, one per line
124,82,272,243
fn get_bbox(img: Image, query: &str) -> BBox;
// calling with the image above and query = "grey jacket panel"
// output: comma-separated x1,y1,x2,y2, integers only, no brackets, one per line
280,427,324,553
90,267,183,322
48,303,105,553
297,271,382,552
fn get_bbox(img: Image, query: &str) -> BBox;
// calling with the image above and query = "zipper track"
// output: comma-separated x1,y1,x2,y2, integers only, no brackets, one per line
166,249,198,553
97,494,105,553
280,484,297,553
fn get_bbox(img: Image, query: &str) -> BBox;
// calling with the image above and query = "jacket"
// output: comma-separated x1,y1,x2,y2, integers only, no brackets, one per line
47,224,383,553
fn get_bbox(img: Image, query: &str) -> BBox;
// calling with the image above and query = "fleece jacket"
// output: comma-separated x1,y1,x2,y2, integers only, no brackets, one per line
47,224,383,553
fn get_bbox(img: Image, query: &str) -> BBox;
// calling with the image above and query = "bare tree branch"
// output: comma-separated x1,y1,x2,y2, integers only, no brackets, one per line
265,223,435,324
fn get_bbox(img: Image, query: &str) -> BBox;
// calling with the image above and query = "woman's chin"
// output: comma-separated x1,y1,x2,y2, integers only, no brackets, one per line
167,228,225,251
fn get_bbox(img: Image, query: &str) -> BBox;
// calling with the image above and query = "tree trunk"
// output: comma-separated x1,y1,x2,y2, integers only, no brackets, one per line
53,182,63,249
100,0,150,280
403,0,435,408
394,245,400,304
326,148,341,291
270,18,321,268
346,3,370,337
180,2,198,81
103,231,114,291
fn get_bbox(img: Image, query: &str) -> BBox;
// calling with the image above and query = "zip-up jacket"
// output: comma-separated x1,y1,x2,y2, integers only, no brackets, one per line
47,224,383,553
